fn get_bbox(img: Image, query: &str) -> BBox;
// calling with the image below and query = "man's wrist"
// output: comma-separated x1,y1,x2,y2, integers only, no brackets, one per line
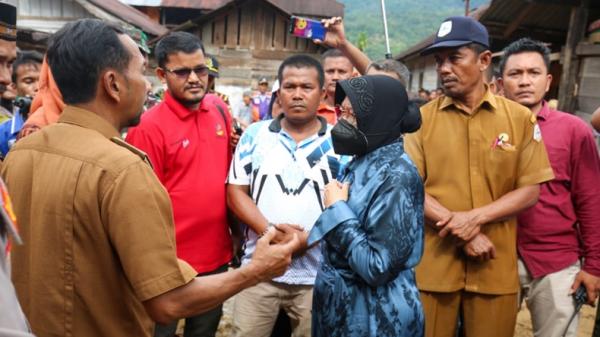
238,262,262,286
337,39,349,52
259,222,275,237
469,208,487,227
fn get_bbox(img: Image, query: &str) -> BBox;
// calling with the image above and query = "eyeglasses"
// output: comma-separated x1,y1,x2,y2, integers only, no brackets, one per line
163,66,209,79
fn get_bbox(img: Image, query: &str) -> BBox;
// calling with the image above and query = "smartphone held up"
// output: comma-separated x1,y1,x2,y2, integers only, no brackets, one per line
289,16,326,41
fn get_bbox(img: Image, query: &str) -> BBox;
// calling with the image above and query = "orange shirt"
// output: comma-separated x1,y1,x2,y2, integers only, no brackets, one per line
317,103,337,125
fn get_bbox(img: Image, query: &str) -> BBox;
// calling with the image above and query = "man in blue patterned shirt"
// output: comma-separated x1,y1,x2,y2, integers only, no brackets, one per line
227,54,349,337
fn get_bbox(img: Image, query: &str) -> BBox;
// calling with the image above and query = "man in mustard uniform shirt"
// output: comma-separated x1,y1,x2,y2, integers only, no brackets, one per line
1,19,298,337
404,17,554,337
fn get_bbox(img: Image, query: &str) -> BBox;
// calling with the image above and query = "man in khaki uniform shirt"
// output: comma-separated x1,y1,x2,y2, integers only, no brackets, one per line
1,19,298,337
404,17,554,337
0,2,35,336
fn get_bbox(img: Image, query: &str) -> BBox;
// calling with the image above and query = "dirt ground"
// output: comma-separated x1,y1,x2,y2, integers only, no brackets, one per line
515,304,596,337
215,296,597,337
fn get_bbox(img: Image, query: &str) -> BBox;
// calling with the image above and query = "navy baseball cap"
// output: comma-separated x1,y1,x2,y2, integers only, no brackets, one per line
421,16,489,55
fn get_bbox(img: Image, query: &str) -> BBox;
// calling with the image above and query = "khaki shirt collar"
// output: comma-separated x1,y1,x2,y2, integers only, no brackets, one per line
58,106,121,139
439,84,498,114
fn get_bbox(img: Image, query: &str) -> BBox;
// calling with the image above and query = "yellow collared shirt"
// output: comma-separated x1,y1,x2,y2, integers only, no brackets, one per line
405,88,554,295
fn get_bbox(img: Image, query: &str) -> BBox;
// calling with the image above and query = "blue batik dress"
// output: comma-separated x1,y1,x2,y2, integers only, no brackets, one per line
308,140,425,337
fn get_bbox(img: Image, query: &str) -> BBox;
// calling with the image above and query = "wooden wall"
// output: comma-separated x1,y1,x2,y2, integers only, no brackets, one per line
189,1,323,86
195,2,320,59
575,43,600,121
16,0,93,33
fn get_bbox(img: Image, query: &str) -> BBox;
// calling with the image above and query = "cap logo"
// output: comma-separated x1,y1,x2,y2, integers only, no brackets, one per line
438,21,452,38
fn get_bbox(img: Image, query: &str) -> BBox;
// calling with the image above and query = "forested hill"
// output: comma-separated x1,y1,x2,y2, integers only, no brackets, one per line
339,0,488,59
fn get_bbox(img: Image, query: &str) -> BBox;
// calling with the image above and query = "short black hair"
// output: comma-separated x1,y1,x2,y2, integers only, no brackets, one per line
321,48,347,62
465,42,488,55
278,54,324,88
47,19,131,105
155,32,205,68
12,50,43,83
367,59,410,87
499,37,551,75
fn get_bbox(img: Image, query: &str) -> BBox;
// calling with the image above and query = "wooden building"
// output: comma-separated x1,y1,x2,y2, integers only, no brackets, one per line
160,0,344,87
397,0,600,123
15,0,167,51
119,0,211,28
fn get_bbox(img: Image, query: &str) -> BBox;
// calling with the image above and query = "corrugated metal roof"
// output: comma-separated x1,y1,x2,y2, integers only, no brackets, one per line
158,0,229,9
268,0,344,18
478,0,571,36
397,0,600,61
88,0,168,35
477,0,599,51
121,0,343,17
120,0,229,9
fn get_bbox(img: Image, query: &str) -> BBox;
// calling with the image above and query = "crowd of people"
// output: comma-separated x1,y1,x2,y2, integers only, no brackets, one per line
1,1,600,337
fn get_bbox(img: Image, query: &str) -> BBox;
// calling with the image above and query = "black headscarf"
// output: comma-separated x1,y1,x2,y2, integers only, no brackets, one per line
335,75,421,154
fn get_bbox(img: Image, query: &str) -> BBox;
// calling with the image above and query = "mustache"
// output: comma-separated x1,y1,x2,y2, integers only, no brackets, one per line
0,84,6,94
185,84,204,90
441,77,458,84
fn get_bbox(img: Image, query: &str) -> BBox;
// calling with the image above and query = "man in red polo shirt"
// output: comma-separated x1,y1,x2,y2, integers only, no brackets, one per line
500,37,600,337
126,31,237,337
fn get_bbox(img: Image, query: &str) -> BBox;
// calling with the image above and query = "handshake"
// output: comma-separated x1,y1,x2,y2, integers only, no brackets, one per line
246,223,309,282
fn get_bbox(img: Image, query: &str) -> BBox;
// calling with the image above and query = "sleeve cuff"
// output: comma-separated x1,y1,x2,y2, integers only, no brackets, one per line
227,177,250,185
308,201,355,246
516,168,555,188
134,259,197,301
582,261,600,278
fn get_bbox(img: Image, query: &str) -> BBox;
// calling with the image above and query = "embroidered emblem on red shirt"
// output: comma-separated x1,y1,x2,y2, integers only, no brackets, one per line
216,123,224,137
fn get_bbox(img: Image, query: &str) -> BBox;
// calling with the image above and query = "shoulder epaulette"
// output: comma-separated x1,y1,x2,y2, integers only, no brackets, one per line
110,137,153,168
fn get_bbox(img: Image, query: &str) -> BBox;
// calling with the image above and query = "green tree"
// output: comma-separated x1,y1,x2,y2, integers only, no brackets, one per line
357,32,368,51
339,0,488,58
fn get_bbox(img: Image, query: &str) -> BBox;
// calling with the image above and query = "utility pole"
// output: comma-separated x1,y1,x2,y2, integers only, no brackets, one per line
465,0,470,16
380,0,392,59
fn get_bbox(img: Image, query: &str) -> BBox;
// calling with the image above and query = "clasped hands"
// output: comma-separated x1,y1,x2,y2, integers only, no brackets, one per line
258,179,349,260
270,223,309,257
436,211,496,261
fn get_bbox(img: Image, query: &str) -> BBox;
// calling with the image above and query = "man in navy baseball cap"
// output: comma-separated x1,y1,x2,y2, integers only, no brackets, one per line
422,16,489,55
405,14,553,337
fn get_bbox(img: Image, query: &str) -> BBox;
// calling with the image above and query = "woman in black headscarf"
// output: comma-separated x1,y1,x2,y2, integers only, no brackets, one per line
307,75,424,337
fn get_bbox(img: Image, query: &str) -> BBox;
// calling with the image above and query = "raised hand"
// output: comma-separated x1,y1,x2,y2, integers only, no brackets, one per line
313,17,347,49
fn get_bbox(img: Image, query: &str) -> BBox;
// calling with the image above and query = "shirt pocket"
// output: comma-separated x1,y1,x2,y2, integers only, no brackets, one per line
487,145,520,190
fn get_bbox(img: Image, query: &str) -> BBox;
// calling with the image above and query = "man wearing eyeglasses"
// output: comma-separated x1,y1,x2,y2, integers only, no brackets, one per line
126,31,240,337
